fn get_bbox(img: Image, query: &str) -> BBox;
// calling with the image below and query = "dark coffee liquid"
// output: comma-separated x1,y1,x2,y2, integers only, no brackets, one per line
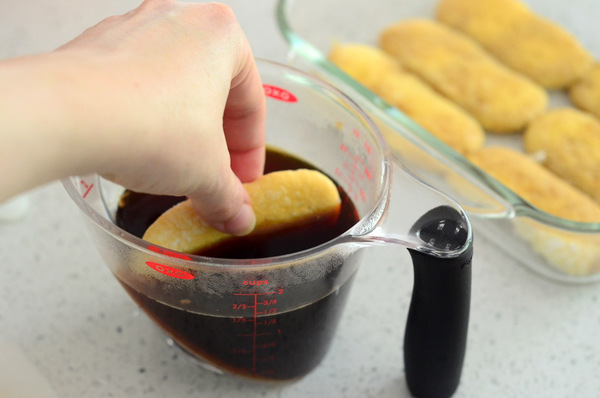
116,147,360,380
116,148,358,254
120,275,356,380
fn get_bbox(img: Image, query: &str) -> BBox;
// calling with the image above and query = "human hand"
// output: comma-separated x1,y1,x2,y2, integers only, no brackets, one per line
63,0,267,234
0,0,265,235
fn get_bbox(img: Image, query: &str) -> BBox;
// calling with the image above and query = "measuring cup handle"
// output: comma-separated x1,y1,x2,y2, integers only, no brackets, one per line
404,245,472,398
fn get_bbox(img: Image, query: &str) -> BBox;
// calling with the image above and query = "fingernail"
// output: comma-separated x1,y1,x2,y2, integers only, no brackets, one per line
223,203,256,236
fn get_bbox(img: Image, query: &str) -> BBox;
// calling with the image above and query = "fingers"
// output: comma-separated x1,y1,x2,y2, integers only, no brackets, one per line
191,56,265,235
224,52,266,183
187,166,256,236
194,41,264,235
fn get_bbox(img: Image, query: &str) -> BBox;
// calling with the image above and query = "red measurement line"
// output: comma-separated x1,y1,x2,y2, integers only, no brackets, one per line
233,291,280,376
255,321,275,326
256,311,273,315
237,332,272,337
252,293,258,375
233,292,277,296
82,183,94,199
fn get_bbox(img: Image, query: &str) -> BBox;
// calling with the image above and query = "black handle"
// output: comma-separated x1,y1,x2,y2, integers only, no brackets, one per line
404,206,473,398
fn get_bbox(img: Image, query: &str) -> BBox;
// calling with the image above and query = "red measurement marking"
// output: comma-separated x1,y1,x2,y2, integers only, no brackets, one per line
263,84,297,103
243,279,269,286
231,286,283,376
80,180,94,199
144,261,194,280
237,332,273,337
256,308,277,315
351,152,365,167
336,146,373,203
234,292,277,297
359,188,367,203
252,293,258,374
353,128,361,138
147,245,192,261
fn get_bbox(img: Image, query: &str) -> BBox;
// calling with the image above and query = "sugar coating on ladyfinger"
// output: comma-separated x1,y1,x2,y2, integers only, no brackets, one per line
328,43,485,155
524,108,600,204
379,19,548,133
569,64,600,119
468,146,600,223
436,0,593,89
143,169,342,254
328,42,400,91
468,146,600,276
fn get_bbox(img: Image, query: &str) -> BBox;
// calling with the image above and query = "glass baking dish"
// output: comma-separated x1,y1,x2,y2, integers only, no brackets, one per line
276,0,600,283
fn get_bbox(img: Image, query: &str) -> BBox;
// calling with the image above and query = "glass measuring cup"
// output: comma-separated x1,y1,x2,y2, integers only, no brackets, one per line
63,59,473,397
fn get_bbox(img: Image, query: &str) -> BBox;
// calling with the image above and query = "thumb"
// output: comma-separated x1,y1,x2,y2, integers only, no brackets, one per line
187,171,256,236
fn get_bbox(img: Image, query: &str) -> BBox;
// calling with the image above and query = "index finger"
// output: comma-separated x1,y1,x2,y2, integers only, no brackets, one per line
223,56,266,183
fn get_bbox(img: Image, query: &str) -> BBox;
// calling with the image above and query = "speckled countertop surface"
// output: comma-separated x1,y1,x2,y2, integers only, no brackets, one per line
1,1,599,397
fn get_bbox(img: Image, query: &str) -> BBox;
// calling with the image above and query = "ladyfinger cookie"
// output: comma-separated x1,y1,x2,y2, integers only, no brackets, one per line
524,108,600,203
379,19,548,133
328,42,399,91
328,43,485,154
469,146,600,276
373,73,484,154
467,146,600,223
436,0,593,89
143,169,341,253
569,64,600,119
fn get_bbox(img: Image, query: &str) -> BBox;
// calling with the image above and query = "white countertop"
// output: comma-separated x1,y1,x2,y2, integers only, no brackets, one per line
1,1,599,397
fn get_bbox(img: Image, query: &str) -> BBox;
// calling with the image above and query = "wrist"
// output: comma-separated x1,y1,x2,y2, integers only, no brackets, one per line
0,51,124,200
